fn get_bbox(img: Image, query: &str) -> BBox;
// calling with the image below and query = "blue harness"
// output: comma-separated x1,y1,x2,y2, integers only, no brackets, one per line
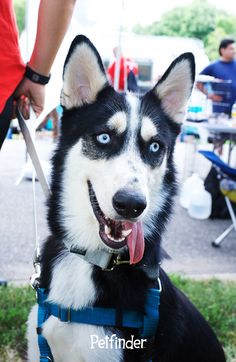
37,287,160,362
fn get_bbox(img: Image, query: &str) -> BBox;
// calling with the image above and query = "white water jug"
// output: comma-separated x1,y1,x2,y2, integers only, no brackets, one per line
179,173,203,209
188,186,212,220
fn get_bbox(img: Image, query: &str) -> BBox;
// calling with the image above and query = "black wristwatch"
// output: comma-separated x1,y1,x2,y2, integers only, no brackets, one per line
25,64,51,85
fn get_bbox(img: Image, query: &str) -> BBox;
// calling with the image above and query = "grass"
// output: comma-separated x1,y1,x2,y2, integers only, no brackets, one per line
0,276,236,361
0,286,35,361
171,275,236,347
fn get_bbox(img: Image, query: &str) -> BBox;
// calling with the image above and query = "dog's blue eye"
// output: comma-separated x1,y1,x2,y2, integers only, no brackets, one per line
149,142,160,153
96,133,111,144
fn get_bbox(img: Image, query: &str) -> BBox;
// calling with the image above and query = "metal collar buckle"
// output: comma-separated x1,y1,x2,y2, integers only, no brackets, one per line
104,255,130,271
157,277,162,293
58,305,71,322
40,356,53,361
30,260,41,290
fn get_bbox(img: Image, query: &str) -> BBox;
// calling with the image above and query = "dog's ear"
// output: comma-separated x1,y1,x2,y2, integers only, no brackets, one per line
153,53,195,123
61,35,108,109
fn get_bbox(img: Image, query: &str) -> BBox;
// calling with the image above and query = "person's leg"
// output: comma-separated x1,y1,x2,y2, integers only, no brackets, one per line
0,96,14,150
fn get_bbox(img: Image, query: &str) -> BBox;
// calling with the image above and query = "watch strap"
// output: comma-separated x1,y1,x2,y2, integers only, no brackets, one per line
25,64,51,85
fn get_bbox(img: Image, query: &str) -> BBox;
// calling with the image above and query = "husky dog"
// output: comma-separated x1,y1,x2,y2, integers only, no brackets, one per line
27,35,225,362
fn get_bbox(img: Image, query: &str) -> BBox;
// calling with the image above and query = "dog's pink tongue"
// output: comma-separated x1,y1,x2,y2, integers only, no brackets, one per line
125,221,145,264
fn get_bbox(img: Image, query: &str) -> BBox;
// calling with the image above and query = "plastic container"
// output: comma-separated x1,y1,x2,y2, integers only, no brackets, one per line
179,173,203,209
231,102,236,120
188,186,212,220
187,89,208,122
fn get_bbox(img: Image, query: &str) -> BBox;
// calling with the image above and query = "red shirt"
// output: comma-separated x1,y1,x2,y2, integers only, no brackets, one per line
108,57,138,91
0,0,25,113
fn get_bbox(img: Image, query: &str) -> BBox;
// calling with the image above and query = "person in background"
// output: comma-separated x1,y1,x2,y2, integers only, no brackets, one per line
0,0,76,150
197,38,236,116
41,107,61,141
107,47,138,92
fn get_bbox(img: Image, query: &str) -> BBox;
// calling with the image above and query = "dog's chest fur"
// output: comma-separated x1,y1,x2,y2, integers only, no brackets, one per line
47,253,96,308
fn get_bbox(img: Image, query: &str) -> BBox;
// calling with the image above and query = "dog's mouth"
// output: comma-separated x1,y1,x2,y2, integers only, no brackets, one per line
88,181,145,264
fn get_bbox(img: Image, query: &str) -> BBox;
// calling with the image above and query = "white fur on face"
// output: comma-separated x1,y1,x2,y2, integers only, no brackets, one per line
61,139,149,250
155,58,193,123
143,156,168,237
107,111,127,134
140,116,158,142
60,93,168,250
126,92,140,136
61,43,107,109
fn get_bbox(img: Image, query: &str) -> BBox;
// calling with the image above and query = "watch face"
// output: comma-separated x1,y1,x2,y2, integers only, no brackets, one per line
32,74,40,82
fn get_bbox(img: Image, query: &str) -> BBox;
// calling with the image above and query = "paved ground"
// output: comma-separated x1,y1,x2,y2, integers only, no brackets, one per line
0,138,235,283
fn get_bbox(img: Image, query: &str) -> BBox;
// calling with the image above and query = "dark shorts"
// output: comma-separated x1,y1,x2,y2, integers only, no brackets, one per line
0,96,14,150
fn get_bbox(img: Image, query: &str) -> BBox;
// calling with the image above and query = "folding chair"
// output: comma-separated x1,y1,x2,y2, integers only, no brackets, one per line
199,150,236,247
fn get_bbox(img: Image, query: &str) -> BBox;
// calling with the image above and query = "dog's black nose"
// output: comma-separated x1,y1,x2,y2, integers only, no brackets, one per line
112,190,147,219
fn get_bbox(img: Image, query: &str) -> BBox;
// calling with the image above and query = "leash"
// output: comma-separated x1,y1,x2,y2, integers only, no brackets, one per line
17,107,51,288
16,107,51,199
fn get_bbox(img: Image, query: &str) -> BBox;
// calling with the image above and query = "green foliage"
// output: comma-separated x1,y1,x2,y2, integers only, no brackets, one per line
133,0,236,61
13,0,26,34
134,0,217,39
0,279,236,360
205,28,227,61
205,14,236,60
171,275,236,350
0,285,35,359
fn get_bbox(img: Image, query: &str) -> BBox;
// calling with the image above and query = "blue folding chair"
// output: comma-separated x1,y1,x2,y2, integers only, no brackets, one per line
199,150,236,247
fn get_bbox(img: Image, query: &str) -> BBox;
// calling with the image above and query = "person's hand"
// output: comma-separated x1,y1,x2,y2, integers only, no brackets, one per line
14,77,45,119
207,93,223,102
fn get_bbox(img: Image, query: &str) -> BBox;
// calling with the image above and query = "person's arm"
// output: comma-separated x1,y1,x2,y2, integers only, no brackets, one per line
15,0,76,118
28,0,76,76
196,81,223,102
196,64,223,102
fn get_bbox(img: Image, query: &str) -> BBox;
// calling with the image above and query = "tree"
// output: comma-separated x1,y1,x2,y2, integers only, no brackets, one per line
205,28,227,60
14,0,26,34
133,0,236,60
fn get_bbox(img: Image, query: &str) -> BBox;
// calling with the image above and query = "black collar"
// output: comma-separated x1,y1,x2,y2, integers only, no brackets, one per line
69,244,160,280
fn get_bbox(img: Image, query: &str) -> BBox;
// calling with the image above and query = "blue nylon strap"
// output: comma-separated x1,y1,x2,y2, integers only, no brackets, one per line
44,288,159,338
47,304,143,329
37,288,54,362
142,288,160,338
36,287,160,360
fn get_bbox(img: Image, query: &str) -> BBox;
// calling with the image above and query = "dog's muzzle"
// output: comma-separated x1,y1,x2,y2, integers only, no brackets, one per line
87,180,145,264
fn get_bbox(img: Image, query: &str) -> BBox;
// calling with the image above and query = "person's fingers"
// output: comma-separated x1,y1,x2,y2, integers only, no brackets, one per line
30,101,42,117
17,96,30,119
22,105,30,120
15,78,45,118
12,100,17,119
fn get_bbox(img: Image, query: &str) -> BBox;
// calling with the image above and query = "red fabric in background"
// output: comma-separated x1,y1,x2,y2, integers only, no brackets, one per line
108,57,138,91
0,0,25,113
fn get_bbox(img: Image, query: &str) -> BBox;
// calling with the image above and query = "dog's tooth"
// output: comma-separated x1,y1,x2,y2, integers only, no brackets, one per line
122,229,132,237
118,237,125,242
107,234,125,243
105,225,111,235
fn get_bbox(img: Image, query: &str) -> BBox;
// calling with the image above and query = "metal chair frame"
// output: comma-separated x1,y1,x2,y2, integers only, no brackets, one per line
199,150,236,247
